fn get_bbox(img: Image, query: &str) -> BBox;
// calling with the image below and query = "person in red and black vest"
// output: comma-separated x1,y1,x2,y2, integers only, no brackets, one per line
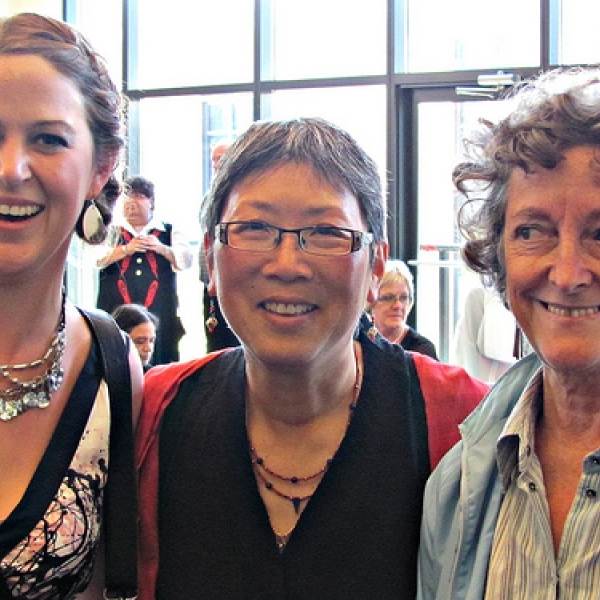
97,176,192,364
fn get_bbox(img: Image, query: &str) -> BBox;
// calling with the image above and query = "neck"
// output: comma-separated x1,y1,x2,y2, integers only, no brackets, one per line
245,342,362,427
0,281,65,363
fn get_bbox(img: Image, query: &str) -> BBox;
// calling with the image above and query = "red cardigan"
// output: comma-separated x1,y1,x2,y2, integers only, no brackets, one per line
135,350,488,600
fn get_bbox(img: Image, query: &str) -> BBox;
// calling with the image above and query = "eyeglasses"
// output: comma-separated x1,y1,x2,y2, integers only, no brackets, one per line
216,221,374,256
377,293,411,305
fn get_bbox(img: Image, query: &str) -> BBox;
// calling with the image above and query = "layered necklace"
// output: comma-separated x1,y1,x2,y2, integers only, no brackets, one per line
0,296,66,421
249,347,362,550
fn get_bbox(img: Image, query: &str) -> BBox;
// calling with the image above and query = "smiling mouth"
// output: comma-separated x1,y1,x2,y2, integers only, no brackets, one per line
0,204,43,221
262,302,317,316
541,301,600,318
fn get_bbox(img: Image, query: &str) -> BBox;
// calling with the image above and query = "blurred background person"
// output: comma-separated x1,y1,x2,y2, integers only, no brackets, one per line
200,141,240,352
112,303,159,371
368,260,438,359
97,176,192,364
452,284,520,382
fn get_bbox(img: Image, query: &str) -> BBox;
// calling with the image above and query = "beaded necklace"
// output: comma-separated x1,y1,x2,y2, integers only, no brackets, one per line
249,347,362,549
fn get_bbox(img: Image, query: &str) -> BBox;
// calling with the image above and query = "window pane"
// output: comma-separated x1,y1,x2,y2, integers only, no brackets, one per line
133,0,253,89
414,98,512,360
406,0,540,72
557,0,600,65
0,0,62,18
269,0,386,79
265,86,386,180
74,0,123,88
136,94,253,232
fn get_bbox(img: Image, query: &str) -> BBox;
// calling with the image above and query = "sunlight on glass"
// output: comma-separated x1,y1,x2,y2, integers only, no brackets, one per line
75,0,123,87
558,0,600,65
414,99,513,357
135,0,253,88
266,86,386,179
0,0,61,18
270,0,386,79
406,0,540,72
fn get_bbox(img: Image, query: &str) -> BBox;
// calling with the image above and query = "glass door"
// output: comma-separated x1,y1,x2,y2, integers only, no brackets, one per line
409,88,512,363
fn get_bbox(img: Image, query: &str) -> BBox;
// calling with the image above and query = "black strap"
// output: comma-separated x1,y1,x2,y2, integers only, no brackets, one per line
80,309,138,599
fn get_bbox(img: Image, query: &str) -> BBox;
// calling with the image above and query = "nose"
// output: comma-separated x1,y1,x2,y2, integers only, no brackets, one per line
0,137,31,186
262,231,312,280
549,236,593,292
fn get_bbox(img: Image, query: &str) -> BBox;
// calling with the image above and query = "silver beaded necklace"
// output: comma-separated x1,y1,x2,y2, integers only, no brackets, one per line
0,296,66,421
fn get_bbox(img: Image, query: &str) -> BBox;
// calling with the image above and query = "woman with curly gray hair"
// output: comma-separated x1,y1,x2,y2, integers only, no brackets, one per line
419,67,600,599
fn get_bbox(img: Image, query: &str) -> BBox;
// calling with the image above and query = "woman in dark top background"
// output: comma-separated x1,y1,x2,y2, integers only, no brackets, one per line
368,260,438,359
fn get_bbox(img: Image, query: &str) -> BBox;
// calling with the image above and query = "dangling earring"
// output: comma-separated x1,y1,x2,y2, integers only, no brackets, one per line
75,200,105,244
205,297,219,333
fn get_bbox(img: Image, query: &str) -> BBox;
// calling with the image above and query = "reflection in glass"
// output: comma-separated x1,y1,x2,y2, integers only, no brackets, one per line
268,0,386,80
406,0,540,73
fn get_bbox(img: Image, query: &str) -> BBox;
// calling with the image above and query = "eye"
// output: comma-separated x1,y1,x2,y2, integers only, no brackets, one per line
515,225,534,240
230,221,274,238
514,224,550,242
33,133,69,151
311,225,350,238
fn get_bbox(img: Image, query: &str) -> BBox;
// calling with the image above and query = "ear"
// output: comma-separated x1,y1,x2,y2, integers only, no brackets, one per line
366,242,388,305
87,156,118,200
205,232,218,296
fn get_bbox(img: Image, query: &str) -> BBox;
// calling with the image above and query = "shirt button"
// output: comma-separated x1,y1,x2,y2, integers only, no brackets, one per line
586,489,597,498
591,457,600,466
135,270,142,276
136,257,142,264
528,482,537,492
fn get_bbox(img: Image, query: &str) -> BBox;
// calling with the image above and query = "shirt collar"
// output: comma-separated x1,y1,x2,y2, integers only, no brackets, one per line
496,367,543,490
121,215,166,236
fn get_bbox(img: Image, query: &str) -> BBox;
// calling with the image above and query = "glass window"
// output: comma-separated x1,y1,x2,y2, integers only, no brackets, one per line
0,0,62,18
74,0,123,87
268,0,387,80
132,0,254,89
265,85,387,181
413,96,513,360
405,0,540,73
135,93,253,238
556,0,600,65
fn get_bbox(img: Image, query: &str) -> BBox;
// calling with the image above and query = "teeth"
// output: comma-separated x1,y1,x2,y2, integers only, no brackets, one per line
546,303,599,317
263,302,314,316
0,204,41,217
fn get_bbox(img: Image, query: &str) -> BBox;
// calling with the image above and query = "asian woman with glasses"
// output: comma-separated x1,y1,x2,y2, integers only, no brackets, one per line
136,117,488,599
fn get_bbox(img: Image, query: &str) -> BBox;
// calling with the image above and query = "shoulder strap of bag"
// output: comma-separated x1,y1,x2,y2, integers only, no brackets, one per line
79,308,138,599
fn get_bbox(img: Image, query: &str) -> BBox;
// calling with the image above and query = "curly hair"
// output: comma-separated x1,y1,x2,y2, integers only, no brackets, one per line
455,67,600,300
0,13,125,242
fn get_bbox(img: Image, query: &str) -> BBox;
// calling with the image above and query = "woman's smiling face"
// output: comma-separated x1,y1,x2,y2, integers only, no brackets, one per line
504,146,600,375
0,54,109,282
208,162,385,368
